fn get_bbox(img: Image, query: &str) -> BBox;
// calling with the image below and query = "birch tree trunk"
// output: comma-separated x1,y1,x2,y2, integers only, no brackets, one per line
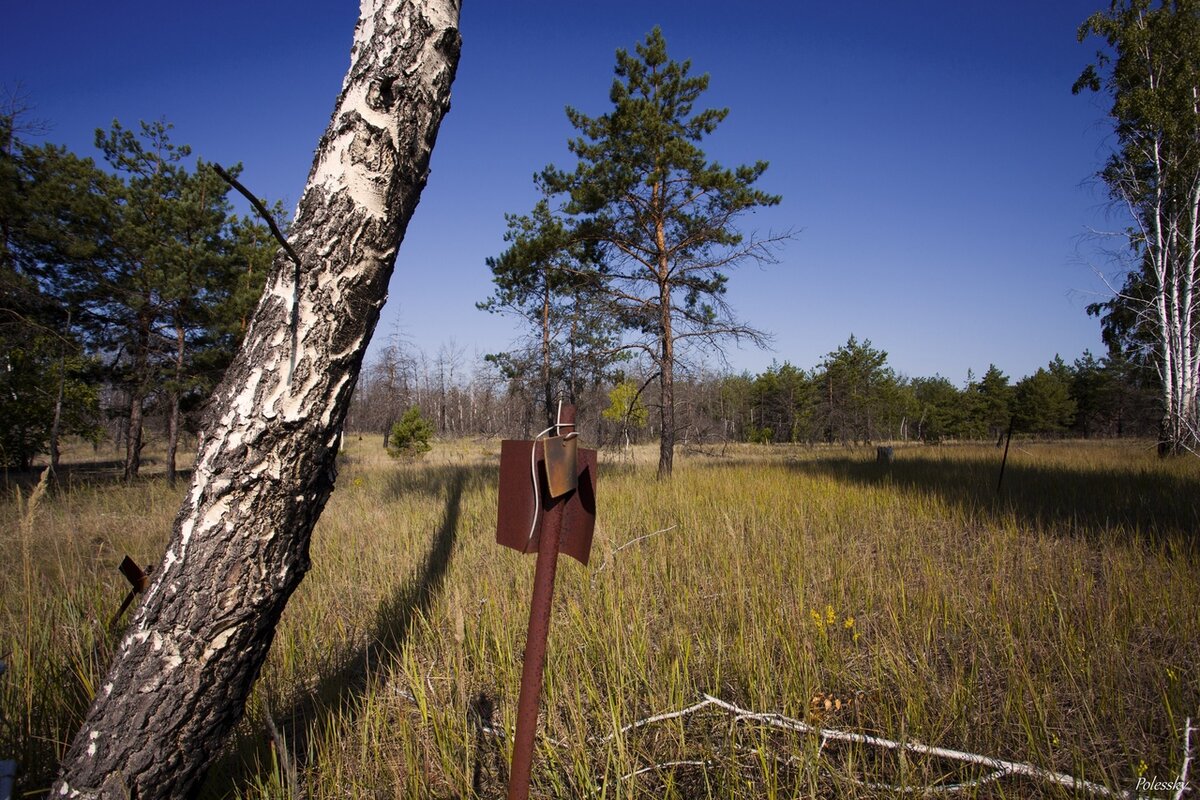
52,2,461,797
1078,3,1200,456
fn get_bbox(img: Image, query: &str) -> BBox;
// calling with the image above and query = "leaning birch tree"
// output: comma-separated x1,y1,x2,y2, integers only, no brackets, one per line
51,2,461,797
1076,0,1200,455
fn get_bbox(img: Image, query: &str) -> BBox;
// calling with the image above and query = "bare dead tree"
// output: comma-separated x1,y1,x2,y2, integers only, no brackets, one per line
51,2,461,797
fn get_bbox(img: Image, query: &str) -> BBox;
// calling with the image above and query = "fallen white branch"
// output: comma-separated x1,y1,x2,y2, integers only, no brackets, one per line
619,759,712,781
845,768,1008,795
600,693,1182,799
706,694,1122,796
595,697,711,744
1175,717,1194,800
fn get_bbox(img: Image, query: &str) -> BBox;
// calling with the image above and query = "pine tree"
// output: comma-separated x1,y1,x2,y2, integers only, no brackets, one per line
479,198,617,429
816,335,898,444
70,120,273,482
977,364,1013,439
1013,359,1077,435
0,113,106,469
539,27,789,476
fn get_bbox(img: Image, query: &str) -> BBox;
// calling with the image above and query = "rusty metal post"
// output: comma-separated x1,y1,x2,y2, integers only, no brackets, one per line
507,405,575,800
108,556,150,631
997,416,1014,494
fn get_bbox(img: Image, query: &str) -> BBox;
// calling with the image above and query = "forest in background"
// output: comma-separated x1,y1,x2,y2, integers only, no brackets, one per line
3,6,1198,799
0,106,1162,476
345,333,1161,451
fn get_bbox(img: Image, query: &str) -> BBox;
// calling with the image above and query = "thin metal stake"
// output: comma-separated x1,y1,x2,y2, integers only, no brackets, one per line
997,417,1014,494
108,556,150,630
507,405,575,800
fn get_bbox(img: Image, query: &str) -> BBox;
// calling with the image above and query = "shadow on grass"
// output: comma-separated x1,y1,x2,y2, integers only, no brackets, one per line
789,450,1200,548
200,463,484,799
380,459,496,502
0,461,193,495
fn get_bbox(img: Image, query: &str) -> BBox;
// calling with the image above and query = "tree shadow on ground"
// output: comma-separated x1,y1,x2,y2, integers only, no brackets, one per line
199,462,488,798
0,460,193,494
380,459,496,503
788,450,1199,549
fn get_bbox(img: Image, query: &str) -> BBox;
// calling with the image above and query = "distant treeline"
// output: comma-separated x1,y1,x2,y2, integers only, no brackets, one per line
345,334,1159,448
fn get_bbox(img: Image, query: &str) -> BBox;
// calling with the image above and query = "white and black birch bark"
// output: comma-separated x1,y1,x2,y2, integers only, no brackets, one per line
1130,26,1200,455
52,2,461,797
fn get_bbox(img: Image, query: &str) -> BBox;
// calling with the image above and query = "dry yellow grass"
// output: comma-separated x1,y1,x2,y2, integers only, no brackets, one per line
1,437,1197,798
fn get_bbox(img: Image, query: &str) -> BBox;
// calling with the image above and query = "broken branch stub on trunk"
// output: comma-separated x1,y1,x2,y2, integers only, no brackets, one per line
52,3,462,798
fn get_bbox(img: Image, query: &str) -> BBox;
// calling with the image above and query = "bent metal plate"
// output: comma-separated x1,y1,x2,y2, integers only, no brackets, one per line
495,439,597,565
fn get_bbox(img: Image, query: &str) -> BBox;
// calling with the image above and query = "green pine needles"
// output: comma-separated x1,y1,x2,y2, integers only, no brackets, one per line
486,27,791,477
388,407,434,459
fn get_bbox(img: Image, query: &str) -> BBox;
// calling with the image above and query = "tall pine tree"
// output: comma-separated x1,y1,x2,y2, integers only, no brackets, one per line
539,28,789,476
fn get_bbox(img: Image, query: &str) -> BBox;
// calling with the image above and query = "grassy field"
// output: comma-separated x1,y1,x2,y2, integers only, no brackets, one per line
1,437,1198,798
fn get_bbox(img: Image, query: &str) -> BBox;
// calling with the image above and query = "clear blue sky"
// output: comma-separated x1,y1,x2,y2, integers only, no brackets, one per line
1,1,1123,384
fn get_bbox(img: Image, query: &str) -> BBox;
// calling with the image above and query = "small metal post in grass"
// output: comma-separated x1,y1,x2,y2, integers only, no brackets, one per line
495,403,597,800
108,555,150,630
997,417,1014,493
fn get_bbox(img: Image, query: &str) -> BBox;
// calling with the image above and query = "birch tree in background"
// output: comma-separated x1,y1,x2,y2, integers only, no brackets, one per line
52,2,461,797
1076,0,1200,455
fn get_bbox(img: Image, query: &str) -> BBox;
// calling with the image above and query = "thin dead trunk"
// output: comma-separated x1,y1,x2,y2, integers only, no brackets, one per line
49,359,64,477
123,392,143,482
657,270,674,478
166,322,185,487
52,3,460,797
542,273,553,430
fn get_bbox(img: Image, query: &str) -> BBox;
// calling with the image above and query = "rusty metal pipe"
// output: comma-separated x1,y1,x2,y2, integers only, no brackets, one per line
997,416,1014,493
507,405,575,800
108,556,150,630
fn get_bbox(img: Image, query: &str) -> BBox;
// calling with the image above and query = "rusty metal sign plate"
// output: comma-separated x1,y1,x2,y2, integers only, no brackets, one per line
110,555,151,629
496,439,596,564
119,555,149,592
543,434,578,498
